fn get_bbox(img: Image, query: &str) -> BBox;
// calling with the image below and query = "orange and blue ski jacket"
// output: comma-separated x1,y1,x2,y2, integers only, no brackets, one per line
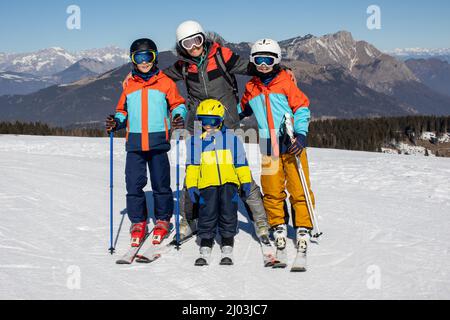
114,71,187,152
239,70,311,156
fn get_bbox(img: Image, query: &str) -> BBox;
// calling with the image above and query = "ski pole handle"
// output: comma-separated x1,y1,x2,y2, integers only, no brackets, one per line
284,113,296,143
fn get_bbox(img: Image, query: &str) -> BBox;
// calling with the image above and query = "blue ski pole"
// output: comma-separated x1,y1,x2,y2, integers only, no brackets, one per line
175,131,181,250
109,131,115,255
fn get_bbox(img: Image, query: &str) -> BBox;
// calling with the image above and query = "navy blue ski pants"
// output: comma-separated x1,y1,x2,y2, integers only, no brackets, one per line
198,183,239,240
125,150,173,224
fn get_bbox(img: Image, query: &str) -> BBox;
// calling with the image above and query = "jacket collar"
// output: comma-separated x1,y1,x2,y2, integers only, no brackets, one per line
131,69,163,85
253,69,287,89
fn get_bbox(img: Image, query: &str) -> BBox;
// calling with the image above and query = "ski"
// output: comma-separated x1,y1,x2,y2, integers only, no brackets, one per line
272,248,288,269
290,250,307,272
291,232,308,272
115,230,152,265
167,231,196,247
259,235,278,267
134,229,196,264
135,227,175,263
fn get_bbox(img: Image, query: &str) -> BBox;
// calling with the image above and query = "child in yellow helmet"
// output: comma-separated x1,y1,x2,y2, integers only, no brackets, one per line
185,99,252,266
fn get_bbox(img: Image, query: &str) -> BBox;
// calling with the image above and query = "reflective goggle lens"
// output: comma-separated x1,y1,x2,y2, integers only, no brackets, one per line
181,34,204,50
254,56,276,66
131,51,157,65
197,116,222,127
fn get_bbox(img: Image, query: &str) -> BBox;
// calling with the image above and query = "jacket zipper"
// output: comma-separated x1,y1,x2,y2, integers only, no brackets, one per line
263,89,280,157
213,138,223,185
200,69,209,97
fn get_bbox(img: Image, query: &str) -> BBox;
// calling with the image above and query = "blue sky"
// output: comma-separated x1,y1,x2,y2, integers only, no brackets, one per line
0,0,449,53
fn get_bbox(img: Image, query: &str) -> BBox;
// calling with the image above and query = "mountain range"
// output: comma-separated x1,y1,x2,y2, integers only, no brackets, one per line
0,31,449,127
389,48,450,63
0,47,129,95
0,46,129,76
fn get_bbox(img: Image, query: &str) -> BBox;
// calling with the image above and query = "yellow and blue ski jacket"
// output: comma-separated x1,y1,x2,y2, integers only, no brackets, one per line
185,126,252,190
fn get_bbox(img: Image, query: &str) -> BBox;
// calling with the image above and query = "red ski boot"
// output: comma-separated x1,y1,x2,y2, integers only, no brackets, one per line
152,220,171,245
130,221,147,247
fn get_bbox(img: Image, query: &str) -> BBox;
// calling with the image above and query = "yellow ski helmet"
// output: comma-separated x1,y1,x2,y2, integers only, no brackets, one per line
196,99,226,118
196,99,226,129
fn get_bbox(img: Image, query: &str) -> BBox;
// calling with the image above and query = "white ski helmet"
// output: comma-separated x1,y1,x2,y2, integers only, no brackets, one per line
251,38,282,64
176,20,206,44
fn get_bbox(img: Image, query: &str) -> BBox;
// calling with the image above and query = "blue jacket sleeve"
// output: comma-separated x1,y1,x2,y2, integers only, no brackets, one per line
293,107,311,137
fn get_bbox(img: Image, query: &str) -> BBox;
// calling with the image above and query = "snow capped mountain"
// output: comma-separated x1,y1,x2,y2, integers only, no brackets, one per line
389,48,450,57
0,52,7,64
0,46,129,77
278,31,418,94
280,31,383,70
271,31,450,115
389,48,450,62
76,46,129,71
0,47,78,76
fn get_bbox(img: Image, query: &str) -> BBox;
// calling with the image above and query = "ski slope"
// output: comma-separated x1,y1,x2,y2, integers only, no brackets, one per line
0,135,449,300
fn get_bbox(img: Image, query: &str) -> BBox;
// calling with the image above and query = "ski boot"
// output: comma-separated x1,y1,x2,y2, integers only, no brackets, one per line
291,227,310,272
254,219,270,240
259,234,271,246
195,246,212,266
273,224,288,250
130,221,148,247
219,237,234,266
220,246,234,266
152,220,171,245
296,227,310,253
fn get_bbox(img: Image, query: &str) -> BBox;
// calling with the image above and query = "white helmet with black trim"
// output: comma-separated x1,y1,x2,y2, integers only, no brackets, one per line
250,38,282,64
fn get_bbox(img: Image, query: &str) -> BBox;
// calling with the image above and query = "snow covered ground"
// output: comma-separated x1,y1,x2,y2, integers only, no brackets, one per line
0,135,449,300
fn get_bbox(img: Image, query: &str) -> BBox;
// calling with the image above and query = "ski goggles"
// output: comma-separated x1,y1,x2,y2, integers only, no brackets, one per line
196,115,223,127
131,50,157,65
251,55,277,67
180,34,205,51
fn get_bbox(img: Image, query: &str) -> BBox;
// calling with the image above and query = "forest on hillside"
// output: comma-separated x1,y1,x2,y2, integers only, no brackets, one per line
1,116,450,156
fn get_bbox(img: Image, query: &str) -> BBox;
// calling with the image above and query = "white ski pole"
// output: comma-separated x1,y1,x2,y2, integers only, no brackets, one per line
284,113,322,240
